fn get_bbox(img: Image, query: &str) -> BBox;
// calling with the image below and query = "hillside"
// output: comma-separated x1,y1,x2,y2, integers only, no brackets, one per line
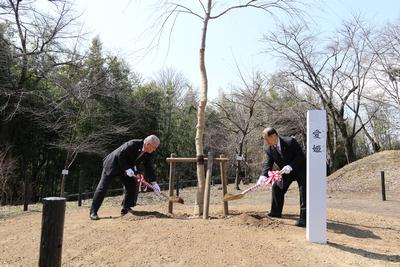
328,150,400,194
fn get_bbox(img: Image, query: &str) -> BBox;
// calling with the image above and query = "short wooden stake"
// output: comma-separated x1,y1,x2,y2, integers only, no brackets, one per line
203,151,214,219
381,171,386,201
220,154,229,216
78,170,84,207
168,153,176,213
39,197,66,267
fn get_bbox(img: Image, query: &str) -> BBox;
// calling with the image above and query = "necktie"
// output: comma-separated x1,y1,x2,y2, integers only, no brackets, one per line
136,150,145,161
275,144,283,157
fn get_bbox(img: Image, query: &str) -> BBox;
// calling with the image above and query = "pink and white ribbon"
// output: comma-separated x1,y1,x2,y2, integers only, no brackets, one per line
264,170,282,186
251,170,282,191
136,174,148,192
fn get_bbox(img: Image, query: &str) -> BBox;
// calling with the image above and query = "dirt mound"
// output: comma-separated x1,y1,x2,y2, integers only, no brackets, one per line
238,212,281,228
227,211,282,228
328,150,400,193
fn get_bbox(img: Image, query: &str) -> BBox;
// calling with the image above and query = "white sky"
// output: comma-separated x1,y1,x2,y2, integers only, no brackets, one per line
72,0,400,99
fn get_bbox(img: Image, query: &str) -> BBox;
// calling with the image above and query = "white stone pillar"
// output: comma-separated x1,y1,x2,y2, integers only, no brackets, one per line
306,110,327,244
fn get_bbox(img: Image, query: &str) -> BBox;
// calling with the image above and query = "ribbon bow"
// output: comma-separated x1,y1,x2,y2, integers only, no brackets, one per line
266,170,282,185
256,170,282,190
136,174,148,192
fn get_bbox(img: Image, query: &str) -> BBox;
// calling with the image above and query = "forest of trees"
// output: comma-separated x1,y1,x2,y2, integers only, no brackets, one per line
1,0,399,206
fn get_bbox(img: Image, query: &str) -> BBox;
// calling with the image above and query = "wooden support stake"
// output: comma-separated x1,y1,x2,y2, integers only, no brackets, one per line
381,171,386,201
203,151,214,219
168,153,176,213
176,175,180,197
39,197,66,267
220,154,229,216
78,170,84,207
23,176,30,211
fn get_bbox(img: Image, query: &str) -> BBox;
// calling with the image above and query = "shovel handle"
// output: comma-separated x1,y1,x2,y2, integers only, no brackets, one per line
132,173,184,204
241,183,261,195
139,179,163,195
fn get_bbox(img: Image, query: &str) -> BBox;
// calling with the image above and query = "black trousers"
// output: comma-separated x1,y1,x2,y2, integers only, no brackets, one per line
90,169,138,214
270,174,306,219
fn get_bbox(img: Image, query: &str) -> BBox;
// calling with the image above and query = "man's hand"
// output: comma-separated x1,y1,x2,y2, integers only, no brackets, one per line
125,168,135,177
279,165,292,174
151,182,161,193
256,175,268,185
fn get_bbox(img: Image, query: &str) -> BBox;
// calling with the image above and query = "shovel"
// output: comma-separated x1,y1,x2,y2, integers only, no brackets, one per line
138,177,184,204
223,183,261,201
223,171,283,202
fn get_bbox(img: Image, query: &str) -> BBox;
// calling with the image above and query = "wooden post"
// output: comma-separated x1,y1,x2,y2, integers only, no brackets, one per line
220,154,229,216
78,170,84,207
23,175,30,211
176,175,180,197
203,151,214,219
39,197,66,267
381,171,386,201
168,153,176,214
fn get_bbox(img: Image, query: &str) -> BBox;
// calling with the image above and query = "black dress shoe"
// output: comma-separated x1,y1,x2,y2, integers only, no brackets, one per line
266,212,282,218
295,219,306,227
121,207,133,216
90,213,99,220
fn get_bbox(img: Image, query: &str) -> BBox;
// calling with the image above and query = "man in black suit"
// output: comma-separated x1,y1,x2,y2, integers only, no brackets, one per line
89,135,161,220
258,127,306,227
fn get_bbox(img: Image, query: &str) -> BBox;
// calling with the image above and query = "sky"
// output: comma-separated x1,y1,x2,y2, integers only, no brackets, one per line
71,0,400,99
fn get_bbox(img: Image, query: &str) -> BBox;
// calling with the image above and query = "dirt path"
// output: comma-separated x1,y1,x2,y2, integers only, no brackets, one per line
1,184,400,266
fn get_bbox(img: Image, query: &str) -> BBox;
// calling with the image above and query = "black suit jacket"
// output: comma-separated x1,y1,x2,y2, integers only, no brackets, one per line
102,139,156,182
261,136,306,180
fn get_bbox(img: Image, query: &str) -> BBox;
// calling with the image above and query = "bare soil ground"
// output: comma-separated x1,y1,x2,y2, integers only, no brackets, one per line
1,151,400,267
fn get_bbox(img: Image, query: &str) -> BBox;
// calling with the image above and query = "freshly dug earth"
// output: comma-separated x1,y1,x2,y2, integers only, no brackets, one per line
1,151,400,266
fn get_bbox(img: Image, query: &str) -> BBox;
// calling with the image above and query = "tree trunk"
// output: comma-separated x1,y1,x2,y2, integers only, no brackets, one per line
344,136,356,163
360,120,381,153
194,2,211,216
235,160,241,190
326,116,334,173
23,175,30,211
235,137,244,190
60,152,71,197
337,119,356,163
330,106,356,165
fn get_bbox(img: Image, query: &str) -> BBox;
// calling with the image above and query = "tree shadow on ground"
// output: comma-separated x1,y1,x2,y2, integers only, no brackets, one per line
128,210,172,219
329,219,400,232
328,241,400,263
282,215,383,239
327,221,381,239
97,210,173,220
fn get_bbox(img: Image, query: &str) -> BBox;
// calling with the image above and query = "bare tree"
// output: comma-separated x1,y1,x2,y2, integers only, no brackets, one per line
369,19,400,110
42,55,131,196
0,0,83,208
354,17,400,151
0,145,16,205
264,18,378,164
213,71,266,190
265,72,318,145
0,0,81,119
152,0,303,215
